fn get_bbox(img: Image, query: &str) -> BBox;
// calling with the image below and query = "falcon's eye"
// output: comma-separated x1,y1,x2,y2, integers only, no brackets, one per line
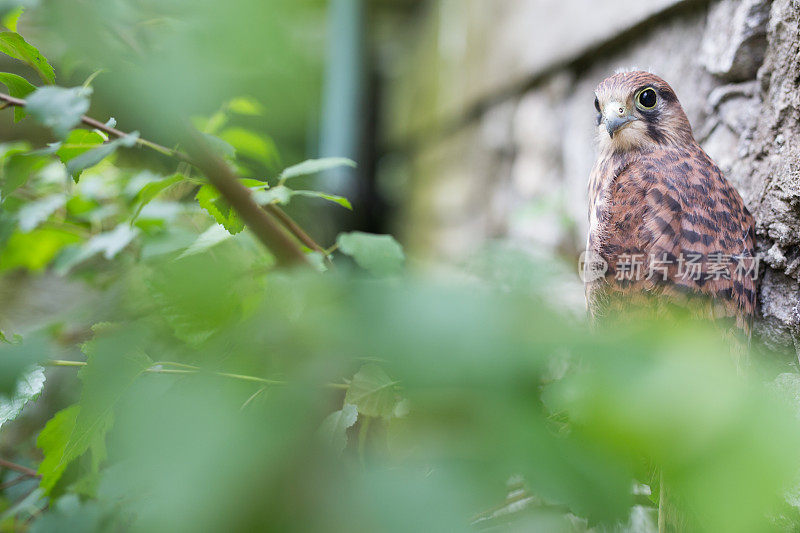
636,88,657,109
594,96,600,112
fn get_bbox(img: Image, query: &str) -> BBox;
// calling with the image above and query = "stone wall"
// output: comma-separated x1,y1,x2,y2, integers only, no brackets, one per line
379,0,800,354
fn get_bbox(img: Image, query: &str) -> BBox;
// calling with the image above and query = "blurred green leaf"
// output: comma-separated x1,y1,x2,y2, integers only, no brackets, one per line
345,365,398,419
65,132,139,182
55,129,104,177
37,405,83,494
146,252,257,345
26,86,91,138
0,367,45,431
252,184,291,206
227,96,263,116
17,193,64,231
318,403,358,456
337,232,405,276
219,127,279,167
279,157,356,182
201,133,235,159
132,173,183,220
0,227,81,271
28,495,107,533
196,184,244,235
178,224,232,259
0,71,36,121
39,326,152,495
0,31,54,84
1,7,24,32
0,332,47,395
1,149,50,200
292,190,352,210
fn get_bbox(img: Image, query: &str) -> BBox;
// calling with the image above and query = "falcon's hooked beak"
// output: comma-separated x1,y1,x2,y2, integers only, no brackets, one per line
603,101,636,138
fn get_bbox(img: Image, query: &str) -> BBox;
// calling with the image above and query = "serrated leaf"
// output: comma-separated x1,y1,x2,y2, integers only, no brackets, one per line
292,190,352,210
178,224,232,259
0,31,54,84
0,366,44,431
146,253,253,344
345,364,398,419
65,132,139,182
218,127,279,167
196,184,244,234
336,232,405,277
318,404,358,455
0,71,35,121
227,96,263,116
0,332,48,396
37,405,81,495
38,326,152,495
279,157,356,182
252,184,291,206
26,86,90,138
132,173,183,220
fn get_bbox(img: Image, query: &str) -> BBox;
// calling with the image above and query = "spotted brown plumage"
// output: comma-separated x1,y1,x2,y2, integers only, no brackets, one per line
585,71,757,340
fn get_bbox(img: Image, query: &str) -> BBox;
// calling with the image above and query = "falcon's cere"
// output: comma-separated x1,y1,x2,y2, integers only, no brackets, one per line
584,71,757,339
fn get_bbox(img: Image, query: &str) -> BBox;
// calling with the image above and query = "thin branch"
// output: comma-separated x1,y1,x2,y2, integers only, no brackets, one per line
180,128,308,266
265,204,325,254
46,360,350,390
0,458,40,479
0,475,34,490
0,92,327,263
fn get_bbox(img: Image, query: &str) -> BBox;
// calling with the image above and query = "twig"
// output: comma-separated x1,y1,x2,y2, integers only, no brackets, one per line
46,360,350,390
0,475,34,490
265,204,324,254
180,128,308,266
0,458,40,479
0,92,327,263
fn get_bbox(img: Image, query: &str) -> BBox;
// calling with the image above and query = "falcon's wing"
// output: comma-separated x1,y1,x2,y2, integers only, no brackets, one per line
639,146,757,338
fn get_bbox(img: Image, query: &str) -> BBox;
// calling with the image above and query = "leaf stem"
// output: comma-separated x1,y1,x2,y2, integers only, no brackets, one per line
0,458,40,479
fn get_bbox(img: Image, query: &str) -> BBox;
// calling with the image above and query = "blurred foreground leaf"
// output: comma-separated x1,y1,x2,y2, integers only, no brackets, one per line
26,86,90,138
318,403,358,456
345,364,398,419
279,157,356,182
337,232,405,276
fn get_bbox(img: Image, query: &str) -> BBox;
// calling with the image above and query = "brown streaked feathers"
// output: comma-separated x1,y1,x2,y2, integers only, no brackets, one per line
585,71,757,339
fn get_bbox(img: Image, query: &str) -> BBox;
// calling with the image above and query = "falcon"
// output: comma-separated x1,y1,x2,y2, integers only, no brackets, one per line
584,71,757,341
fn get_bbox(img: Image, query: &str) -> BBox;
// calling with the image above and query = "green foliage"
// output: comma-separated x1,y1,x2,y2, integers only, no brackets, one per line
0,71,35,121
26,86,90,138
337,231,405,276
345,364,399,418
63,131,139,181
1,10,799,533
196,184,245,235
0,333,47,395
279,157,356,182
0,147,49,200
0,228,80,270
318,403,358,456
0,31,54,84
132,173,184,220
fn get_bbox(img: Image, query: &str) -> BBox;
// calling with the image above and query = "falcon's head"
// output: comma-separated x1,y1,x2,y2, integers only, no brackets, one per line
593,71,693,152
